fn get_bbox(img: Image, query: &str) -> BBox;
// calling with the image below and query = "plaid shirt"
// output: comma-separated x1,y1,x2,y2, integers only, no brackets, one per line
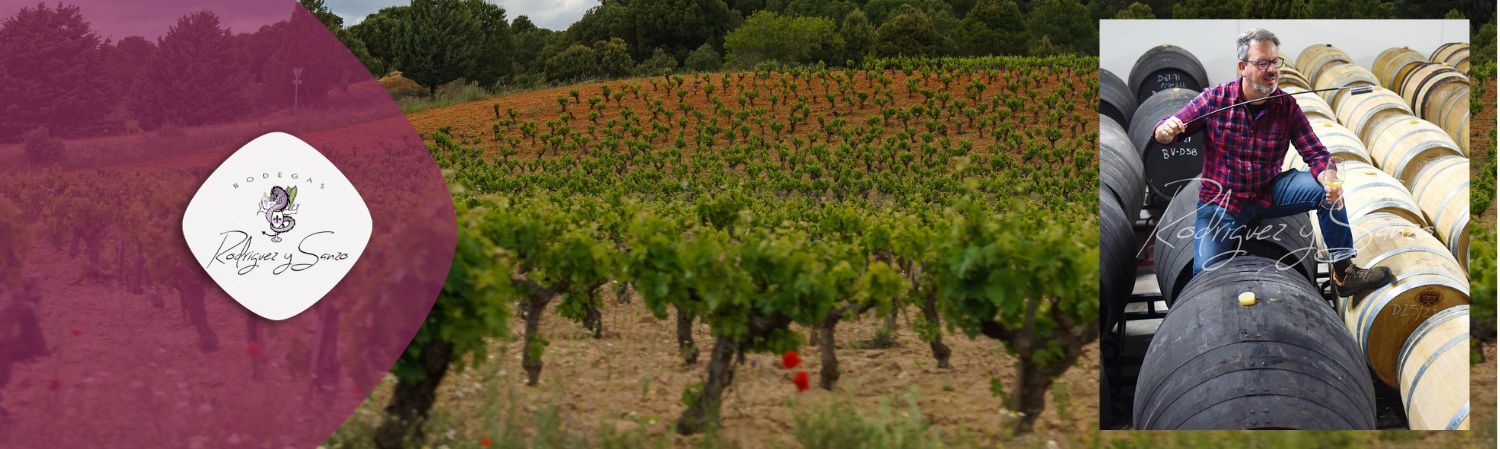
1156,78,1330,215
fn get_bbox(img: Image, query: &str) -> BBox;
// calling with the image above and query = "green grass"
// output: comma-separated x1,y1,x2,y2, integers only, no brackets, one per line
396,81,499,114
791,395,951,449
325,374,1104,449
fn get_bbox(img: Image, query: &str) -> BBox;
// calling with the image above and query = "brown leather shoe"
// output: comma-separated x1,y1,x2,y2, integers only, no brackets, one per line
1334,259,1395,304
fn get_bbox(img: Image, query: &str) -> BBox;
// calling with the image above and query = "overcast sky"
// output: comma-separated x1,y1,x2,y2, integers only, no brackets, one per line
328,0,595,30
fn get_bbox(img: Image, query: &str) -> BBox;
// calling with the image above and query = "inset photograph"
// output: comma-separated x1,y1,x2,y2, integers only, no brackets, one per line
1098,19,1473,430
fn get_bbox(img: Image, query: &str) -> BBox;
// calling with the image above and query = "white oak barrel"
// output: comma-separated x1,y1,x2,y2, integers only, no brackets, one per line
1336,161,1426,225
1283,86,1336,122
1314,63,1379,105
1397,304,1470,430
1312,118,1372,164
1280,65,1313,90
1433,82,1470,156
1281,120,1372,171
1399,63,1470,156
1364,116,1464,186
1341,212,1470,387
1430,42,1470,75
1332,86,1412,144
1373,47,1429,89
1407,156,1469,269
1297,44,1353,88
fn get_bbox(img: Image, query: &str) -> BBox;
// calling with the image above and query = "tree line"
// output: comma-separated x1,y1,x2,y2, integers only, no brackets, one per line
0,0,1490,146
324,0,1492,94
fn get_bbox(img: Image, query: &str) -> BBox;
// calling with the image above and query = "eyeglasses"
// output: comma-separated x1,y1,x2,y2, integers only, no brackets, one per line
1243,57,1285,71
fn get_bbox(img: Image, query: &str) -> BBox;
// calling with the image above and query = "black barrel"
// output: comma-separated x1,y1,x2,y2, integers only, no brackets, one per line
1100,114,1145,220
1100,69,1138,129
1128,45,1210,104
1150,180,1317,307
1100,188,1136,338
1128,88,1205,205
1133,256,1377,430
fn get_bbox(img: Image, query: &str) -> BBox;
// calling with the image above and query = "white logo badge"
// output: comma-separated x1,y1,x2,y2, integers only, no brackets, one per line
183,132,372,320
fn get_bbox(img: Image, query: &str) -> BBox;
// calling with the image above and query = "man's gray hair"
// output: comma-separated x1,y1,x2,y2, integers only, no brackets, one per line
1236,28,1280,61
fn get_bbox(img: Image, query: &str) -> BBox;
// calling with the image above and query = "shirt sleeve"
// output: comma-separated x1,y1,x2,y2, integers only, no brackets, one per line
1153,87,1216,145
1288,104,1330,179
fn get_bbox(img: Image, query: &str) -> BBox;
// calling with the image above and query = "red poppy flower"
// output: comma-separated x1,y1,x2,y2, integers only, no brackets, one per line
792,371,809,392
47,378,61,391
69,328,81,337
482,438,492,446
247,343,262,356
782,351,801,369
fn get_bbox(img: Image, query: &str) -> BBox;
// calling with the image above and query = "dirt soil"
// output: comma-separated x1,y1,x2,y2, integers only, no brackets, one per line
403,70,1094,163
372,292,1102,449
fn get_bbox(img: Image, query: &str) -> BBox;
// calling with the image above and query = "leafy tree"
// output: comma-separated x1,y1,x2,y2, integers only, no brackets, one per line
1287,0,1312,18
1472,227,1496,356
1088,0,1130,20
260,2,362,108
785,0,858,21
684,42,723,71
724,12,843,67
1241,0,1299,19
393,0,481,96
129,11,247,130
863,0,954,26
568,3,631,50
593,37,635,78
1028,34,1058,57
946,0,978,16
0,3,115,140
1114,2,1155,19
955,0,1026,56
1475,19,1496,68
511,16,553,76
348,6,410,75
841,10,876,63
1301,0,1393,18
935,199,1098,434
638,47,679,75
621,0,742,61
298,0,381,79
1394,0,1489,24
464,0,514,87
336,29,384,77
727,0,773,17
297,0,343,28
374,201,511,449
101,36,155,105
21,127,63,164
1026,0,1096,55
1171,0,1247,18
546,43,599,81
875,5,941,57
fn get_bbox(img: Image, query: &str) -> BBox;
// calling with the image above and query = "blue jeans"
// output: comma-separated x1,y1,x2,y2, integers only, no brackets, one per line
1192,170,1356,275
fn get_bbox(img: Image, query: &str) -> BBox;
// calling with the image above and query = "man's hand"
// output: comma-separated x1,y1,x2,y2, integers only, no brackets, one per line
1318,168,1344,210
1154,116,1186,144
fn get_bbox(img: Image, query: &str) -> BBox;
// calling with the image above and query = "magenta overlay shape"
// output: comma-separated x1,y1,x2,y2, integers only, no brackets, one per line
0,1,454,447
